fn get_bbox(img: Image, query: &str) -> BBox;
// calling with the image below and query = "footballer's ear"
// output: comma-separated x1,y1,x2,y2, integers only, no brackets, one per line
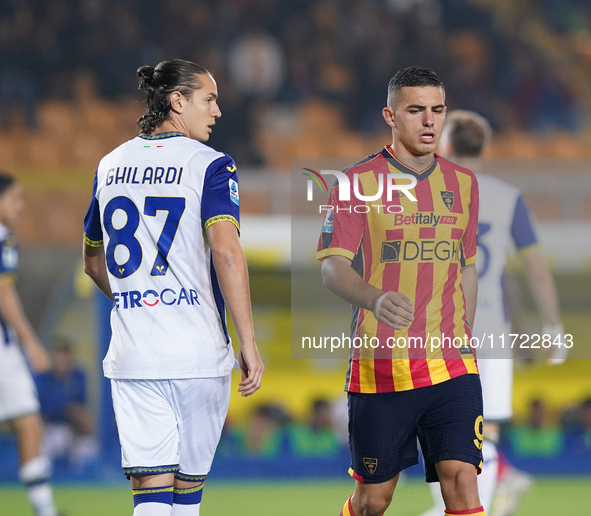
169,91,184,114
382,107,396,129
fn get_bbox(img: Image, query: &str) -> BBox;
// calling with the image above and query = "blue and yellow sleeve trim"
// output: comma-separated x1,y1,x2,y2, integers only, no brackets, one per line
518,243,540,256
203,215,240,234
0,272,16,284
84,234,103,247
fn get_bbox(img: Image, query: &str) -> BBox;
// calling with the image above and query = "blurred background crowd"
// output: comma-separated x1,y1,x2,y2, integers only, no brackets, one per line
1,0,591,173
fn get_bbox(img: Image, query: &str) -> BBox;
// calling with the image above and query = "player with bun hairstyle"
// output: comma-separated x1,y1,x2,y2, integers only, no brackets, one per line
83,59,264,516
136,61,210,135
0,173,60,516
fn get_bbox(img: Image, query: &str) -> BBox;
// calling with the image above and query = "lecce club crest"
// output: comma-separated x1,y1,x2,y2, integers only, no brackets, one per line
363,457,378,475
440,190,454,211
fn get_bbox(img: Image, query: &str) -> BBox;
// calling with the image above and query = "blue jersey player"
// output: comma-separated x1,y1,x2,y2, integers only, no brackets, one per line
83,59,264,516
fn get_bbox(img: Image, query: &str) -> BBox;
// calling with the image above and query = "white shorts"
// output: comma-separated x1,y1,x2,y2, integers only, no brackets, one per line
478,358,513,422
110,375,231,480
0,343,40,422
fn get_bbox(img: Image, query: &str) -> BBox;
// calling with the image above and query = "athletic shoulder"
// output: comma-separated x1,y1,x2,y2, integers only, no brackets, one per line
170,139,235,173
342,150,384,178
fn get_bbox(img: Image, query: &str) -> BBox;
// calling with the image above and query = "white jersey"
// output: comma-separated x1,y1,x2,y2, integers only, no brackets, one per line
84,132,240,380
474,173,538,357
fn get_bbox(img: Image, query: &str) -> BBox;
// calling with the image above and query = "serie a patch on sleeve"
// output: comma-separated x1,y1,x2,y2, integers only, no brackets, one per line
322,207,334,233
229,178,239,206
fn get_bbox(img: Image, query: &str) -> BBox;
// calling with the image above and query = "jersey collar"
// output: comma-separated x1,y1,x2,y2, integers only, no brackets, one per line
381,145,438,181
139,131,188,140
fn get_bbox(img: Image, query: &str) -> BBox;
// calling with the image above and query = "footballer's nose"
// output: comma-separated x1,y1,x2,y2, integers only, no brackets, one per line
423,111,434,127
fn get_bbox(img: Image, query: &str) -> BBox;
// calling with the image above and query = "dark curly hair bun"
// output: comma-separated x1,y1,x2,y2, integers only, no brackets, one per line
137,65,156,89
136,60,210,133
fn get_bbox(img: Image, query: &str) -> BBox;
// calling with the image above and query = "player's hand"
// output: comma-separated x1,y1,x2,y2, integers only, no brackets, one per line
25,342,52,372
238,343,264,397
544,323,567,366
372,291,414,330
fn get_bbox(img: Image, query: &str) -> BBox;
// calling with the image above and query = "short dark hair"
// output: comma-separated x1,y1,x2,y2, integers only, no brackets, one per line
387,66,445,107
137,59,210,134
0,172,16,197
445,110,492,157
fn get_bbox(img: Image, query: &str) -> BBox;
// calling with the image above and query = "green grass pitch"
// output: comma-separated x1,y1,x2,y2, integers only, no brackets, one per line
1,477,589,515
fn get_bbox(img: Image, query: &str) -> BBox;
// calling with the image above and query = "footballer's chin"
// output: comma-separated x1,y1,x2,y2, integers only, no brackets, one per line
410,142,437,157
418,138,439,153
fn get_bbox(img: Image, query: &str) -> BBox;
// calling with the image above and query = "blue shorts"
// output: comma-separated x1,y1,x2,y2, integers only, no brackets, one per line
348,373,483,484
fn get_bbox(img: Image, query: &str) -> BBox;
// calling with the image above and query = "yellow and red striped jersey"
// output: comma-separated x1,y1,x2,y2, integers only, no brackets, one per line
317,145,479,393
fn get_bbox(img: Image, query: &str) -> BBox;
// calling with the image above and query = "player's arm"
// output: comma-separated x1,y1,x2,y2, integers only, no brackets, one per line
503,272,526,335
321,255,414,330
522,249,565,364
201,155,263,396
207,221,264,397
511,195,564,364
461,173,479,329
83,243,113,300
82,171,113,300
522,250,561,327
461,263,478,329
0,278,50,371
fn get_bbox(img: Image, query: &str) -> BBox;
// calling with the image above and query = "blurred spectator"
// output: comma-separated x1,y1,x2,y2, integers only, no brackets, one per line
288,399,341,457
34,338,98,467
228,29,285,100
230,404,291,458
510,399,564,457
563,398,591,451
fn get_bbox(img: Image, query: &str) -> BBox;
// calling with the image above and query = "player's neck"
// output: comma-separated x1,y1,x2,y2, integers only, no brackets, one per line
388,142,434,172
151,120,188,137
